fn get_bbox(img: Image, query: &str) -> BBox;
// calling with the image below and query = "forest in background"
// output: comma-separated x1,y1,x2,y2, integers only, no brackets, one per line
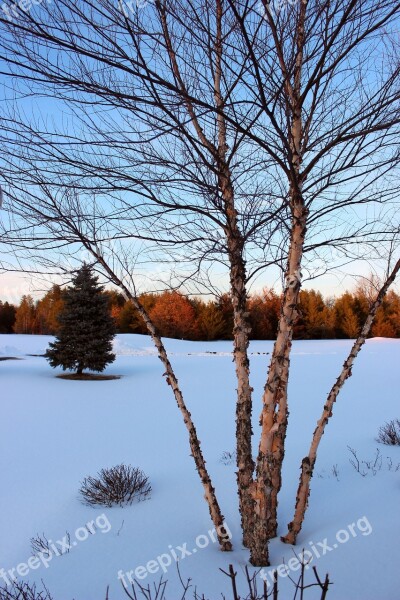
1,280,400,340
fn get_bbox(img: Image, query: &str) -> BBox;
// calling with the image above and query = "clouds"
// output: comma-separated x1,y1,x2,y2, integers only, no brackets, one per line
0,272,42,303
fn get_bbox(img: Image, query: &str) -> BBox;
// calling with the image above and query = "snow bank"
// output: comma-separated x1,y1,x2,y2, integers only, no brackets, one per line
0,334,399,599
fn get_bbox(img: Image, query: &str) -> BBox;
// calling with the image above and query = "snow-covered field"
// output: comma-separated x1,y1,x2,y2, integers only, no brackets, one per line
0,334,399,599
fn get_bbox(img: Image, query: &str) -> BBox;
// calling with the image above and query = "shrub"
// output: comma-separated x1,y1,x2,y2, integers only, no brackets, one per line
376,419,400,446
79,464,151,507
0,563,331,599
30,533,51,557
30,532,70,557
119,563,331,599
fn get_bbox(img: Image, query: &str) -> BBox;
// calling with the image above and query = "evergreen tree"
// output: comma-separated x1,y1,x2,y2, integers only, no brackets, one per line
0,301,16,333
45,265,116,374
197,301,226,341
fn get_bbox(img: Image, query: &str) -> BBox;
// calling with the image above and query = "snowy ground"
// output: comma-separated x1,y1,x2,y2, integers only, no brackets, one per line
0,334,399,599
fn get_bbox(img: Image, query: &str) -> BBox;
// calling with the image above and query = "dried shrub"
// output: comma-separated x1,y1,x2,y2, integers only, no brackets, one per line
0,582,53,600
376,419,400,446
348,446,400,476
30,534,51,557
119,562,331,600
348,446,383,476
30,532,70,557
79,464,151,507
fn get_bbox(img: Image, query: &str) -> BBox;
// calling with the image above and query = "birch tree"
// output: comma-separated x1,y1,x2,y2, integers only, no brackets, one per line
0,0,283,549
1,0,400,567
228,0,400,564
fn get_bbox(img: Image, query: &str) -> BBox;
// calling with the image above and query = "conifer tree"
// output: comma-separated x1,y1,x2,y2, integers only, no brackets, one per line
46,265,116,374
0,301,16,333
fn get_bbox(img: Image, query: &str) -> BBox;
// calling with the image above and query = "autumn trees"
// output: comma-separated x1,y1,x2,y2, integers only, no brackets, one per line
13,296,35,334
1,0,400,567
12,286,63,335
7,286,400,338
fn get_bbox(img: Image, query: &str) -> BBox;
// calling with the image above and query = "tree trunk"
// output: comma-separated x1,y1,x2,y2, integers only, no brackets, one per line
230,246,255,549
213,1,255,548
249,197,307,565
223,180,255,548
282,257,400,545
250,3,307,555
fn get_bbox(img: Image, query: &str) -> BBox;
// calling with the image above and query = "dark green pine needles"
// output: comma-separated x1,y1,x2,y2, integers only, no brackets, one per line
46,264,116,374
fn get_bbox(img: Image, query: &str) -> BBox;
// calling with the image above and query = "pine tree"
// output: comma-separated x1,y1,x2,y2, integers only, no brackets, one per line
197,301,226,340
0,301,16,333
45,265,116,374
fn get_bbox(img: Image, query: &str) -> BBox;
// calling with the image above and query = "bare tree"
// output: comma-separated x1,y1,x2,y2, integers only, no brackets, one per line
1,0,400,567
227,0,400,564
0,0,285,552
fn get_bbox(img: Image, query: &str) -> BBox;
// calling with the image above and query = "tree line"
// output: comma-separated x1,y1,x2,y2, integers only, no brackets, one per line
3,281,400,340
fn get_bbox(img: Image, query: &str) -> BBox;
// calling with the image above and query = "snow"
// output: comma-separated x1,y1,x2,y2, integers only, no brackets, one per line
0,334,399,599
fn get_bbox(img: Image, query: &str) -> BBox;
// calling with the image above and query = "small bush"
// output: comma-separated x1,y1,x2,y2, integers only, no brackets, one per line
0,582,53,600
30,533,51,557
376,419,400,446
119,562,331,599
348,446,400,476
348,446,383,476
79,464,151,507
30,532,70,557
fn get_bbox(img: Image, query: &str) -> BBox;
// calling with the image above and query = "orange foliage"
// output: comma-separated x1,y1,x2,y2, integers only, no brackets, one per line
150,291,198,339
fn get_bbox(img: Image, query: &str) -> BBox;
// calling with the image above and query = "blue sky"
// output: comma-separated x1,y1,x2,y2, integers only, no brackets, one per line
0,0,399,304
